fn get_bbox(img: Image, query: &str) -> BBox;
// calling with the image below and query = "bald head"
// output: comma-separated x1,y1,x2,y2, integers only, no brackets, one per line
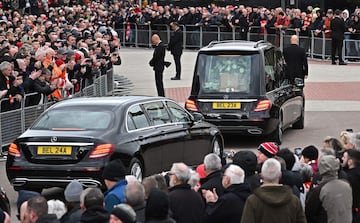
151,34,161,45
290,35,299,45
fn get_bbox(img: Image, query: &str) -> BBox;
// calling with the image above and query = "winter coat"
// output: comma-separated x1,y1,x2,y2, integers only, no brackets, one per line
104,179,127,212
280,170,304,198
199,170,225,197
36,214,60,223
244,174,261,192
241,185,306,223
204,183,251,223
344,167,360,222
305,175,352,223
60,204,82,223
168,183,205,223
80,205,110,223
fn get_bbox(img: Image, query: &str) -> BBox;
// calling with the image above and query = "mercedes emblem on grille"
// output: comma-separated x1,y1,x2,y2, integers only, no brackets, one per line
51,137,58,142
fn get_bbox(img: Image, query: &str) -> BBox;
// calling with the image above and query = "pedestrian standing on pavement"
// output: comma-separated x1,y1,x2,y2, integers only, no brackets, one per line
27,196,60,223
202,164,251,223
125,180,146,223
283,35,308,85
256,142,279,172
305,155,352,223
198,153,225,198
232,151,261,192
81,188,110,223
341,149,360,223
330,9,347,65
60,179,84,223
102,159,128,212
149,34,166,96
168,162,205,223
241,158,306,223
168,22,183,80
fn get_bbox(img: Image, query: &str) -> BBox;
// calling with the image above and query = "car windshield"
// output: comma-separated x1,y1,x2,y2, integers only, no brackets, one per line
194,53,260,94
32,109,112,130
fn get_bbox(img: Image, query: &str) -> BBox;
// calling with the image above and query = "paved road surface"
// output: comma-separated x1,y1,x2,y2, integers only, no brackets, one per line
3,48,360,222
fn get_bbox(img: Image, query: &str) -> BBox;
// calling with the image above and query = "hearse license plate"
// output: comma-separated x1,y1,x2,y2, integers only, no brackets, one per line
37,146,72,155
212,102,241,109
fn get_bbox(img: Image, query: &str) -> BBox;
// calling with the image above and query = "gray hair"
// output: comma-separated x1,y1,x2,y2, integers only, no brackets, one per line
171,162,191,183
125,181,145,207
0,61,11,71
112,203,137,222
188,169,200,189
292,162,313,182
261,158,281,183
225,164,245,184
350,132,360,150
204,153,222,172
80,188,92,206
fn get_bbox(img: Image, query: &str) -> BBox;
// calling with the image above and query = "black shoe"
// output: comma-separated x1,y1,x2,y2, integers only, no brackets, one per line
331,61,336,65
339,62,347,65
171,77,180,80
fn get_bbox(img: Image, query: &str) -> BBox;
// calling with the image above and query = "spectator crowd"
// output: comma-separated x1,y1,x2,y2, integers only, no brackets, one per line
6,129,360,223
0,0,359,221
0,0,359,111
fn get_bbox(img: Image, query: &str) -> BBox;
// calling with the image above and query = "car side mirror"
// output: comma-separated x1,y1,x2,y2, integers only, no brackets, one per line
294,78,304,88
191,112,204,122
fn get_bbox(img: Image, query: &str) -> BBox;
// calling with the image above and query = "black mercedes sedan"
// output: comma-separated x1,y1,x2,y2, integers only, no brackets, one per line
6,96,224,191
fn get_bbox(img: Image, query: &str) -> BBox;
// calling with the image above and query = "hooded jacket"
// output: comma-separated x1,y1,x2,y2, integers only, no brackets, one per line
240,185,306,223
305,155,352,223
204,183,251,223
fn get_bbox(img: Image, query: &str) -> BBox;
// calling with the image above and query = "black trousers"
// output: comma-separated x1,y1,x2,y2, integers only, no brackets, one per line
331,39,344,63
155,70,165,96
173,53,182,78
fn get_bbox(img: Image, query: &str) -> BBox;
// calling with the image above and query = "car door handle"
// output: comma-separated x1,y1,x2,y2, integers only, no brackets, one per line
160,131,166,135
138,136,144,140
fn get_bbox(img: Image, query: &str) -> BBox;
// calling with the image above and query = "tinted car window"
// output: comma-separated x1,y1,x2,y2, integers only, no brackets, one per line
264,48,276,92
144,101,171,125
33,110,112,130
127,105,150,130
166,101,191,123
195,53,259,94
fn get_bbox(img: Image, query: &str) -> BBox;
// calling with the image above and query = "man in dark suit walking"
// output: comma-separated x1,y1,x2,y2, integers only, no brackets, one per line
283,35,308,84
330,9,347,65
149,34,166,96
167,22,183,80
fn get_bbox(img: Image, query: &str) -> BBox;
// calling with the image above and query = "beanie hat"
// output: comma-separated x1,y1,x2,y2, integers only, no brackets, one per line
102,159,126,181
257,142,279,158
302,145,319,161
145,188,169,220
111,204,136,223
318,155,339,176
64,180,83,202
232,151,257,176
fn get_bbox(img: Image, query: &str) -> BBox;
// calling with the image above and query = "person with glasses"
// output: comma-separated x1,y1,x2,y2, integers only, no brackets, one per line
202,164,251,223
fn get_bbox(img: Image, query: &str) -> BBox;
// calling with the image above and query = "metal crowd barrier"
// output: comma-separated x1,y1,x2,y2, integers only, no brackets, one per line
0,68,116,153
117,23,360,62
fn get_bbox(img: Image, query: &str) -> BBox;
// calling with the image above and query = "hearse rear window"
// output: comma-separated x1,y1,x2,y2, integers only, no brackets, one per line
195,53,259,94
